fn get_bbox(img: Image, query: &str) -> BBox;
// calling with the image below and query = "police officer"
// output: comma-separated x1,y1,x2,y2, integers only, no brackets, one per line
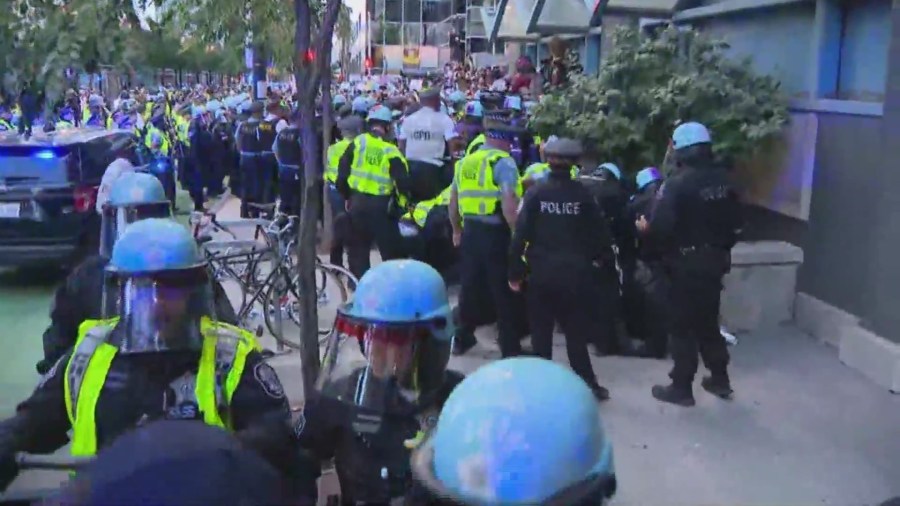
296,260,465,505
235,102,263,218
83,95,108,128
326,115,363,268
449,109,523,357
460,100,485,155
577,162,632,355
336,106,412,279
273,110,303,215
260,100,288,210
0,219,294,492
188,105,214,212
37,173,238,376
522,135,580,192
508,138,612,401
625,167,668,359
400,186,457,282
639,122,742,406
398,87,459,202
409,357,617,505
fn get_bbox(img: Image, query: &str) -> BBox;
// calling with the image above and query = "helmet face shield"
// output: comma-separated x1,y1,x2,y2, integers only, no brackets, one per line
107,267,214,354
315,313,451,415
99,202,172,257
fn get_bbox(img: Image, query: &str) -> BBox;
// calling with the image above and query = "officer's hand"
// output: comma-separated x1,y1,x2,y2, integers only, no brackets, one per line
508,280,522,292
452,229,461,247
635,214,649,233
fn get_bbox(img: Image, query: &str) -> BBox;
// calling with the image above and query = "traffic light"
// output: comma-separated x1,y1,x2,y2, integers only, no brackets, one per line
365,57,372,69
304,49,316,63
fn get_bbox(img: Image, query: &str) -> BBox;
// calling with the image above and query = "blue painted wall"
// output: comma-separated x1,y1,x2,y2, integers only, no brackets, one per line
695,3,816,98
838,0,891,102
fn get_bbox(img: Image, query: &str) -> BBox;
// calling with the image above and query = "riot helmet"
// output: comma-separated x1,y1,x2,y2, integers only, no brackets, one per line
316,260,453,418
411,357,616,505
99,171,172,258
105,219,213,354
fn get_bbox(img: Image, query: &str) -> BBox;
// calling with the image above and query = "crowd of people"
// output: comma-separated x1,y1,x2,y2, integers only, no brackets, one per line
0,60,743,504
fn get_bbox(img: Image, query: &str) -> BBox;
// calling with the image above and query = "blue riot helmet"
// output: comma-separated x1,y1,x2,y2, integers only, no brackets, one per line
503,94,522,112
99,171,172,259
636,166,662,191
316,260,453,416
106,218,213,354
448,90,466,106
670,121,713,168
351,95,370,115
597,162,622,181
463,100,483,119
411,357,616,505
333,94,347,108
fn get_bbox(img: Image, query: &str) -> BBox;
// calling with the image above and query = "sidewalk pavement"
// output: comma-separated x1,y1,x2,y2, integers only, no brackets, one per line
8,195,900,505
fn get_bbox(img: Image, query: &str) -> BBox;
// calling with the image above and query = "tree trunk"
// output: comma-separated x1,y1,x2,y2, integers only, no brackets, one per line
292,0,342,396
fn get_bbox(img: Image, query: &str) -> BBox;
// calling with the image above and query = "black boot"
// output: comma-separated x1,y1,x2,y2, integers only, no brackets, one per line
590,384,610,402
452,331,477,356
651,383,695,407
701,375,733,399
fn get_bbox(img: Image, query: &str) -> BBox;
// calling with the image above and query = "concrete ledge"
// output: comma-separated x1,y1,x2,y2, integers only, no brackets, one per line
721,241,803,332
794,292,859,348
839,325,900,393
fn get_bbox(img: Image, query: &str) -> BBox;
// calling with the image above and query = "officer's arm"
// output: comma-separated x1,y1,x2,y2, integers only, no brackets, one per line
336,141,355,200
494,158,521,228
508,188,537,283
388,156,413,201
584,193,616,266
230,354,321,500
647,178,680,241
39,256,103,374
271,136,282,165
449,166,462,235
0,353,74,459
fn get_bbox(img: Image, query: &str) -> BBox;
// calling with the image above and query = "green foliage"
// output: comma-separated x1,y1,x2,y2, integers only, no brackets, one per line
528,25,790,171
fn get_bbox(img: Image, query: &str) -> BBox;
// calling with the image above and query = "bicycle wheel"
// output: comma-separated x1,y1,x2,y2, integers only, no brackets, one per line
262,263,352,350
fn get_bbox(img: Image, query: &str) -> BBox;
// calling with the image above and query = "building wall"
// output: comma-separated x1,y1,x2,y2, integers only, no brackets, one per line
693,3,815,97
685,0,893,326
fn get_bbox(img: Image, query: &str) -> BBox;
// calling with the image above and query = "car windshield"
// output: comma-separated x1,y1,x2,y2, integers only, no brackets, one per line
0,146,71,187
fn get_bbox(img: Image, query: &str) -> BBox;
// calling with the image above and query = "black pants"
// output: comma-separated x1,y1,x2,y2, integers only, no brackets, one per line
239,154,260,218
408,160,452,203
590,266,622,354
346,193,405,279
457,220,521,358
327,183,348,267
667,263,730,387
528,277,601,388
278,165,303,215
635,259,669,356
259,154,278,206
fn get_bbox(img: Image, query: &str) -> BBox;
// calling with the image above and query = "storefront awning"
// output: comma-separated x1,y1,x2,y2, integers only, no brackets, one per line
487,0,541,43
531,0,595,34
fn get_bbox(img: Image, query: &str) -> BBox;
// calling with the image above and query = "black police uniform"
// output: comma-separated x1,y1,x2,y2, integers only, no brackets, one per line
509,170,614,393
237,119,262,218
274,125,303,215
581,174,631,355
210,119,232,196
257,118,279,208
188,117,213,211
38,254,239,374
336,136,414,280
624,180,668,358
1,346,296,492
648,160,741,393
295,370,465,505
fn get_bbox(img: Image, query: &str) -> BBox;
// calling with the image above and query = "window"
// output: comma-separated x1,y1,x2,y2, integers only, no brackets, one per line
835,0,890,102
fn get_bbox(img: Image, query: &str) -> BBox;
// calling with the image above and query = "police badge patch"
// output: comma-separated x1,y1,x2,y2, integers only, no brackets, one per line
254,363,285,399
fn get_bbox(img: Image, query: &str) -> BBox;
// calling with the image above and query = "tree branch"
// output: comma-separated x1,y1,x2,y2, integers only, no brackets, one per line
302,0,341,104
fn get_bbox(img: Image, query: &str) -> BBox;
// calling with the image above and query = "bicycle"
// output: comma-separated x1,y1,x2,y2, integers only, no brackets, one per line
192,208,358,352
